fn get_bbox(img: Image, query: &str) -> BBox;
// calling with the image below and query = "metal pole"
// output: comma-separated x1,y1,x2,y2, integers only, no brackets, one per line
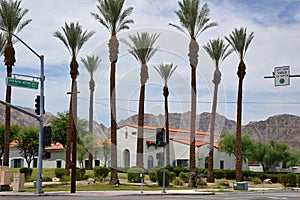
36,55,44,194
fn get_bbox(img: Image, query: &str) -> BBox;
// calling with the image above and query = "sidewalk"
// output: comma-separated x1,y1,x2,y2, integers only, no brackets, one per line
0,187,285,197
0,189,215,197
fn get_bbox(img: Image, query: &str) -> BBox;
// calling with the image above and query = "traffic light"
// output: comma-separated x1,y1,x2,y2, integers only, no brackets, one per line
34,95,40,115
43,126,52,147
156,128,165,147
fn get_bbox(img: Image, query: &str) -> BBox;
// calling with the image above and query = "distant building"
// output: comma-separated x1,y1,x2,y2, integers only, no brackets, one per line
117,124,248,170
6,124,248,171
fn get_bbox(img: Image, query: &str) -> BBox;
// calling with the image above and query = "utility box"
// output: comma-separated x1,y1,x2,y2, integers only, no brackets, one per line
13,173,25,192
233,182,248,190
0,167,12,185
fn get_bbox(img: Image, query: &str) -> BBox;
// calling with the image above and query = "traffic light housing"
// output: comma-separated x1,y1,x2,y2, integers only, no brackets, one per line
156,128,165,147
34,95,40,115
43,126,52,147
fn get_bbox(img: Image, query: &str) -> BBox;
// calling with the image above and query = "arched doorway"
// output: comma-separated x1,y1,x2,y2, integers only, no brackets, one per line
124,149,130,167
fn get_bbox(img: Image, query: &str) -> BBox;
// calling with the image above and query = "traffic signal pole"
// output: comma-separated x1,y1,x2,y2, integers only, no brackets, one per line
0,28,45,194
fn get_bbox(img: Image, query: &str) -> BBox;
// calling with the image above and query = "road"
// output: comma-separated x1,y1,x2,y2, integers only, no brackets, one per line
0,191,300,200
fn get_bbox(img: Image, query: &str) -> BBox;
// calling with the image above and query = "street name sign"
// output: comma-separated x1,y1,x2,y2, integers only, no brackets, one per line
274,66,290,86
6,77,39,90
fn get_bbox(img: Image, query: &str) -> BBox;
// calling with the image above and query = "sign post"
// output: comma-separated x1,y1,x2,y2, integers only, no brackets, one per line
274,66,290,86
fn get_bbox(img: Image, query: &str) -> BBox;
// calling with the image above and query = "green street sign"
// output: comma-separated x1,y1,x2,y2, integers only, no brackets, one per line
6,77,39,90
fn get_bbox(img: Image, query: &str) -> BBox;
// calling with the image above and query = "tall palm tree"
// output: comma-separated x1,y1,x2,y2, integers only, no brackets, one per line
154,63,177,166
91,0,133,184
0,0,31,167
53,22,94,187
169,0,217,187
123,32,160,168
225,27,254,182
81,55,101,170
203,38,232,183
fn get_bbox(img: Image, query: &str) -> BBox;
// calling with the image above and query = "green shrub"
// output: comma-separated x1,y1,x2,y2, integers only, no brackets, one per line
214,169,224,179
173,177,184,186
20,168,33,182
42,176,52,182
94,166,109,178
170,166,189,176
287,173,297,187
253,177,262,184
169,171,176,183
55,168,65,178
279,174,289,188
179,172,189,183
157,169,170,187
127,167,144,183
76,168,86,181
266,173,279,183
60,175,70,182
149,170,157,182
223,170,235,180
197,178,207,188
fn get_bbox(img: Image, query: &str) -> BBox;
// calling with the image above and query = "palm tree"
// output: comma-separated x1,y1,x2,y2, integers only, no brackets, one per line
203,38,233,183
154,63,177,166
225,27,254,181
53,22,94,187
123,32,160,168
0,0,31,167
91,0,133,184
81,55,101,170
169,0,217,187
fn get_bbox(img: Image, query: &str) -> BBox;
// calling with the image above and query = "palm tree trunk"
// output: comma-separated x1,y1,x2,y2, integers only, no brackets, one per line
110,60,119,184
109,35,119,184
71,80,78,193
88,79,94,170
207,68,221,183
3,41,15,167
188,66,197,187
163,86,170,166
236,60,246,182
188,39,198,188
3,68,12,167
137,84,145,168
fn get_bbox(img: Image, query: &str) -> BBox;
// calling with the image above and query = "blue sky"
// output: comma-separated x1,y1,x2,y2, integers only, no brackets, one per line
0,0,300,130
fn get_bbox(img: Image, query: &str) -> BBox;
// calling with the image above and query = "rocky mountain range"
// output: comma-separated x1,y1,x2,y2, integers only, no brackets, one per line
1,104,299,151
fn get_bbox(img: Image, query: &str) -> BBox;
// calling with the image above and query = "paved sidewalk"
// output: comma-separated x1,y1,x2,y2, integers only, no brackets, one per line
0,190,215,197
0,187,286,197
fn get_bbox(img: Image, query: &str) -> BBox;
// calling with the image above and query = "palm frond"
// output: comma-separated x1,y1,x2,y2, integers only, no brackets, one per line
170,0,217,39
81,55,101,77
225,27,254,60
53,22,94,57
91,0,134,35
154,63,177,86
0,0,31,42
123,32,160,64
203,38,233,67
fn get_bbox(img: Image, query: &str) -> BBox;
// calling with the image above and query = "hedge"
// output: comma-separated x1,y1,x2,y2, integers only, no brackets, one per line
127,167,144,183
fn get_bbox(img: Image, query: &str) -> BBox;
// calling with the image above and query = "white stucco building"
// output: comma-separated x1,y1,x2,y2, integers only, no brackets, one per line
117,124,246,170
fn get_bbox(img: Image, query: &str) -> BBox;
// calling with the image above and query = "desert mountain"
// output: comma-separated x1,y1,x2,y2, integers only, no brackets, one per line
1,104,299,150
